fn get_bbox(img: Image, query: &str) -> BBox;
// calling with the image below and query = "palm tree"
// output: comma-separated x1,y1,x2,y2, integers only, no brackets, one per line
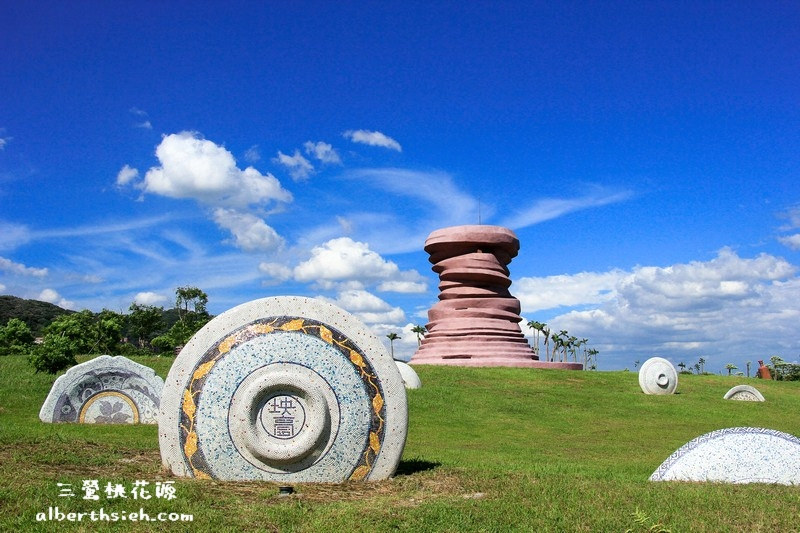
542,326,551,361
694,363,700,374
634,360,640,369
678,361,686,372
411,325,426,347
725,363,737,376
746,361,751,378
526,320,543,357
587,348,599,370
386,332,400,359
698,357,706,374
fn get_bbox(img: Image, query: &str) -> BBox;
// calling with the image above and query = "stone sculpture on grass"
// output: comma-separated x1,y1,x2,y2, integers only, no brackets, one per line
638,357,678,395
723,385,765,402
159,296,408,482
411,225,581,369
39,355,163,424
650,427,800,485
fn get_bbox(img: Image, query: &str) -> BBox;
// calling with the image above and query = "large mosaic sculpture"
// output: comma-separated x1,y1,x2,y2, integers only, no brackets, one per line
650,427,800,485
411,225,581,369
159,296,408,482
638,357,678,395
39,355,163,424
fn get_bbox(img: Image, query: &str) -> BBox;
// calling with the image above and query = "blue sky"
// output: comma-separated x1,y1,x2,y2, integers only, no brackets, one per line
1,2,799,371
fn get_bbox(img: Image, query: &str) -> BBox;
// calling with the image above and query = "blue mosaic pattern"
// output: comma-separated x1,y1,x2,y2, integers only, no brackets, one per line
40,355,163,424
179,316,385,482
650,427,800,485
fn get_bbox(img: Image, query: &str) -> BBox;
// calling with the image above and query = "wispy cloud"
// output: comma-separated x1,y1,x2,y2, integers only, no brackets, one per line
129,107,153,129
343,130,402,152
304,141,341,164
500,189,633,230
273,149,314,181
0,256,48,277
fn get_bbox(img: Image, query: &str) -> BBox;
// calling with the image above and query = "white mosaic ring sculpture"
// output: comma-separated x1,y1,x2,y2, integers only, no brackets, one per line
650,427,800,485
723,385,765,401
39,355,163,424
159,296,408,482
395,361,422,389
638,357,678,395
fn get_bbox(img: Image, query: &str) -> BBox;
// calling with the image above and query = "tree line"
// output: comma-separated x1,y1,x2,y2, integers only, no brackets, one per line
526,320,598,370
0,287,211,374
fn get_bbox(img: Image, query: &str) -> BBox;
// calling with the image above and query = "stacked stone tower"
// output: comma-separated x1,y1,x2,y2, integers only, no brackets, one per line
411,225,581,369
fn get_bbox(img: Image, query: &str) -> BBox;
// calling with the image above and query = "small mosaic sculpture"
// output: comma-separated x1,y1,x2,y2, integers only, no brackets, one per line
395,360,422,389
159,296,408,482
723,385,766,402
39,355,163,424
650,427,800,485
638,357,678,395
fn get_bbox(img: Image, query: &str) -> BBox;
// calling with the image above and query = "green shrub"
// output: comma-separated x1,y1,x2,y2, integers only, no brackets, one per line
0,318,35,356
28,334,78,374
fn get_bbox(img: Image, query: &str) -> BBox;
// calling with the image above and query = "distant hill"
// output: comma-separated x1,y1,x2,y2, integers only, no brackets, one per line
0,295,74,334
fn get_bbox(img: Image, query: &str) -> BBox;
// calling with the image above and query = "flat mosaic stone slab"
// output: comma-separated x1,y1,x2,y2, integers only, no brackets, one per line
39,355,163,424
159,296,408,482
650,427,800,485
723,384,765,401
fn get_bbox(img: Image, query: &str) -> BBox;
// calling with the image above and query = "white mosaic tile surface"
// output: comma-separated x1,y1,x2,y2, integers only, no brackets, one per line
39,355,163,424
395,361,422,389
650,427,800,485
723,384,766,402
159,296,408,482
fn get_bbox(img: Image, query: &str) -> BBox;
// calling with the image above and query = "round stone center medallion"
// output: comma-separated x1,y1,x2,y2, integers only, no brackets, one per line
260,394,307,440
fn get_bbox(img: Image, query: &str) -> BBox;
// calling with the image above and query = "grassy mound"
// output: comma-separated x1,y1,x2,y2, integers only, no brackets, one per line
1,355,798,531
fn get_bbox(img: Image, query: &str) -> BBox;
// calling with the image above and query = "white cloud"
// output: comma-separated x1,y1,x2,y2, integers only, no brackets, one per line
273,149,314,181
500,189,633,230
294,237,400,284
304,141,341,164
0,137,10,150
116,164,139,186
38,288,74,309
213,208,284,252
129,107,152,129
516,270,626,313
143,131,292,208
323,289,406,325
779,233,800,250
527,248,800,369
0,283,5,292
377,280,428,293
133,291,168,306
0,256,48,277
258,262,293,281
343,130,402,152
244,145,261,163
0,222,30,251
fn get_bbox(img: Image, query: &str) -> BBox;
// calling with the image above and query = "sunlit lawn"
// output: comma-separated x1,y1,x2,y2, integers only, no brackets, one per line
1,355,799,531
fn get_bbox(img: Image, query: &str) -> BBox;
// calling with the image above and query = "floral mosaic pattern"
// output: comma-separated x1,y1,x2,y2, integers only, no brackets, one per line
179,315,386,481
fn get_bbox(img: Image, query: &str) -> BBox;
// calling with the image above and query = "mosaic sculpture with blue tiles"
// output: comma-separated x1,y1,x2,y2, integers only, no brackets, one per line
39,355,163,424
158,296,408,482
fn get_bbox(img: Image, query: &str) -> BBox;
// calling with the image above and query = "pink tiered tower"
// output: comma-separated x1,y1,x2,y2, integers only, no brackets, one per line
411,225,582,369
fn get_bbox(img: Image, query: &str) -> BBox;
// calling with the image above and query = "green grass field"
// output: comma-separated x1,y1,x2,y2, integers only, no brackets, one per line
1,355,799,532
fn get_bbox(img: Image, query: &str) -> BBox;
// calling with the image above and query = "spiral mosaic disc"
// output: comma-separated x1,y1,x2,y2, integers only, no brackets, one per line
159,296,408,482
39,355,163,424
638,357,678,395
